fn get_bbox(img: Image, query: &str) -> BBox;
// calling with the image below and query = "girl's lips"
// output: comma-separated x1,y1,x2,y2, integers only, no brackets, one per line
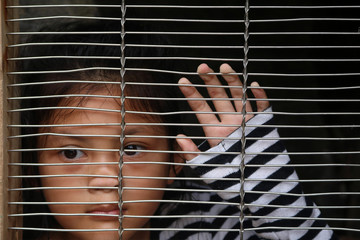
87,204,122,220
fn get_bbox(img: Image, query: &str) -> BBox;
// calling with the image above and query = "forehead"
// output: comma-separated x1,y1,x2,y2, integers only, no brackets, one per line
43,94,166,134
47,84,161,121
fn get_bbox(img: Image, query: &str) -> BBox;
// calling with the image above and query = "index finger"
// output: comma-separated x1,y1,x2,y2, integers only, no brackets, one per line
178,77,219,126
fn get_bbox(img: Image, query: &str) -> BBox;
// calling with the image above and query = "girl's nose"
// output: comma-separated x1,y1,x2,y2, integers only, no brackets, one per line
88,152,120,193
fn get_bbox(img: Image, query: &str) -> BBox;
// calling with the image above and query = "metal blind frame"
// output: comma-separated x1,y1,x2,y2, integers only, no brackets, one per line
0,3,6,238
2,1,21,239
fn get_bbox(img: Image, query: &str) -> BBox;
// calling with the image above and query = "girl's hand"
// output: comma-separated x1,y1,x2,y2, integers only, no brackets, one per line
176,63,270,161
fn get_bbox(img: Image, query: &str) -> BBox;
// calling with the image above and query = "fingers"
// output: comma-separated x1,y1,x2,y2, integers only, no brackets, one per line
178,77,219,125
178,63,270,152
197,64,236,121
178,77,226,145
250,81,270,112
176,134,200,161
219,63,253,115
219,64,269,114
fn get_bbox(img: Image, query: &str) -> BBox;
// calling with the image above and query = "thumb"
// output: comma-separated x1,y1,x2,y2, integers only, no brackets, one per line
176,134,201,161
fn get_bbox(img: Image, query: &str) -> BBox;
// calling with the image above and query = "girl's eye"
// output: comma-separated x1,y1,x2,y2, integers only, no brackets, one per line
60,149,85,160
124,145,144,156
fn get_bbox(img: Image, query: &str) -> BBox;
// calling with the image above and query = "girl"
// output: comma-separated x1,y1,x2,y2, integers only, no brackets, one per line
17,21,336,240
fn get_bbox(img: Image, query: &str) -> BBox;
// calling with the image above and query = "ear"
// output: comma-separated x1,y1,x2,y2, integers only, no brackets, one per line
166,141,185,185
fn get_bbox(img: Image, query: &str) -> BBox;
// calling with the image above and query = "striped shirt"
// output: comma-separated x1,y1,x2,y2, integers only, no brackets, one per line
151,108,336,240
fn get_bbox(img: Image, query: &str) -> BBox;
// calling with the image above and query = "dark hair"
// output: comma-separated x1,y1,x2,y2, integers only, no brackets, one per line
18,20,184,239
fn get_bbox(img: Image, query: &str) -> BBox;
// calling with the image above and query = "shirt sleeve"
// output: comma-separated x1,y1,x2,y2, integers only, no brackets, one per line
186,107,336,240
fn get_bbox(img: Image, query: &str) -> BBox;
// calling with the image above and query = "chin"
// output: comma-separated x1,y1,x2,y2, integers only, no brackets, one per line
68,231,120,240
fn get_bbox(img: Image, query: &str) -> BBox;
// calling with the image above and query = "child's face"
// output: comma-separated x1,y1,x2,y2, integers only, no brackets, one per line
37,89,177,240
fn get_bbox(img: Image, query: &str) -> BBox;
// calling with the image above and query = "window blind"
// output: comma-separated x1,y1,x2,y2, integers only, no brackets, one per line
2,0,360,240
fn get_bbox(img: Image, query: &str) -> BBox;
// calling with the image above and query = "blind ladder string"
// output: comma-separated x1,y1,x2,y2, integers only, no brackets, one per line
240,0,250,239
119,1,126,239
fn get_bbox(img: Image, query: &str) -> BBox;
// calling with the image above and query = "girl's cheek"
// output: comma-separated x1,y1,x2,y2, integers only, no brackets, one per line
39,163,89,177
122,162,171,178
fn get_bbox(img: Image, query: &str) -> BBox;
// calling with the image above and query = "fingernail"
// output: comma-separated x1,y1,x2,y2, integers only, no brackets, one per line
178,78,190,84
220,63,233,72
251,81,260,87
197,63,212,74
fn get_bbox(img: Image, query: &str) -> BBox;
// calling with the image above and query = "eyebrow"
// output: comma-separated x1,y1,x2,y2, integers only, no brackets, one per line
124,127,151,135
40,132,119,138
